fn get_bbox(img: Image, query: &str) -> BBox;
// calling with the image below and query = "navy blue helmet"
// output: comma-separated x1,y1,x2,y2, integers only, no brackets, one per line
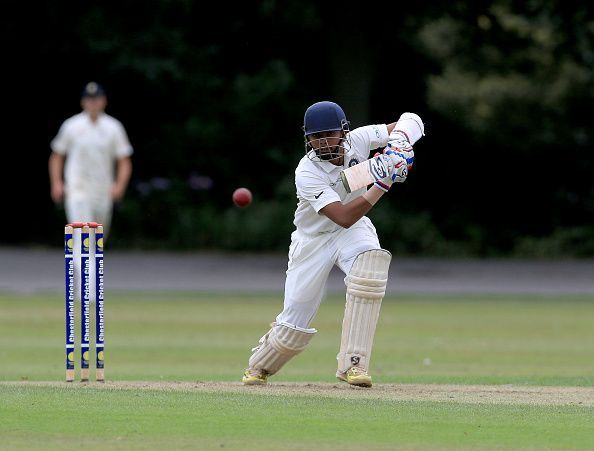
303,101,350,161
303,101,349,136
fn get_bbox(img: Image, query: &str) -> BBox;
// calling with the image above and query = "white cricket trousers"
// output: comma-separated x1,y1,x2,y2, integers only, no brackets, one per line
277,216,382,329
65,195,113,239
66,194,111,303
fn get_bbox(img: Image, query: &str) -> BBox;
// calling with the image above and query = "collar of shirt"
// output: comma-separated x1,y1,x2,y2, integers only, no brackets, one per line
315,159,340,173
305,150,336,174
82,111,105,124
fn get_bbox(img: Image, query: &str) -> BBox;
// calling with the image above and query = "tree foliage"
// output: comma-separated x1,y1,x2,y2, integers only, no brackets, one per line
6,0,592,256
411,0,594,253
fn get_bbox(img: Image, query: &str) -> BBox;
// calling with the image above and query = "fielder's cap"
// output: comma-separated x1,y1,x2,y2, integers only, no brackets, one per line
81,81,106,97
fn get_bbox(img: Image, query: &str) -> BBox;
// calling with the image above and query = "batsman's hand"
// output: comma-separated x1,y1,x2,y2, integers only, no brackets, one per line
373,151,408,192
386,131,415,171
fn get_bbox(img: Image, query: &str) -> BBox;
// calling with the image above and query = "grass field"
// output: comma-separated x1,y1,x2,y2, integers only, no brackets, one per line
1,291,593,449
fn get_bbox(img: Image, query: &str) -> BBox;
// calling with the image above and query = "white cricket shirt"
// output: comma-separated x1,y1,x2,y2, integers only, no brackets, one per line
293,124,389,235
51,112,133,198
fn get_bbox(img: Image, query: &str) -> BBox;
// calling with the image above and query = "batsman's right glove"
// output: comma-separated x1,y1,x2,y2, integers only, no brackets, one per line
373,150,408,192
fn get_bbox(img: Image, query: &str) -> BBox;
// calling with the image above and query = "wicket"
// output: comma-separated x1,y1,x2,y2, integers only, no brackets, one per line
64,222,105,382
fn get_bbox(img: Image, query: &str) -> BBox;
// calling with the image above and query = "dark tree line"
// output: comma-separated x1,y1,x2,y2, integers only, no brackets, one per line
3,0,593,256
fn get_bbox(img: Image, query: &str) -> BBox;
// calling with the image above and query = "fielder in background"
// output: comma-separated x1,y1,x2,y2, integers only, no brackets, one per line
243,101,424,387
49,81,134,240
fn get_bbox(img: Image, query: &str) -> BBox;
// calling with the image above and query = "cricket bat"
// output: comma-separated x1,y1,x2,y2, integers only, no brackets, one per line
340,113,425,193
340,154,392,193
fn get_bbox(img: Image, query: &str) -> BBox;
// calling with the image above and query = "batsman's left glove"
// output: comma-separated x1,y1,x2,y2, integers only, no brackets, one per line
372,150,408,192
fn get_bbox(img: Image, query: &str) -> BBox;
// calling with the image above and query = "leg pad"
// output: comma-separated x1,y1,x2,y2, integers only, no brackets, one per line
248,322,316,376
337,249,391,375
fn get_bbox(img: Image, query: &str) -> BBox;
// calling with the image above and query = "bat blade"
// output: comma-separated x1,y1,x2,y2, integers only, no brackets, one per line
340,155,389,193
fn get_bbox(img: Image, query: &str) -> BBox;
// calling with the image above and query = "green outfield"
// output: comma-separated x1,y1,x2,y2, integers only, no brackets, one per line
1,292,593,449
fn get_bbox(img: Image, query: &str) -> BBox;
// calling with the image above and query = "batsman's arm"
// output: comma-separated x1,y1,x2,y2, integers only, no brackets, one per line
386,121,398,135
342,113,424,193
319,185,386,229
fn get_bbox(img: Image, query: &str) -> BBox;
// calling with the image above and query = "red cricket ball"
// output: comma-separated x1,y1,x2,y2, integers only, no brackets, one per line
232,187,252,208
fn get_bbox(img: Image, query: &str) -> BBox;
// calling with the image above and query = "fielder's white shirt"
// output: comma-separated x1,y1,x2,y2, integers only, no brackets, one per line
51,112,133,200
293,124,389,235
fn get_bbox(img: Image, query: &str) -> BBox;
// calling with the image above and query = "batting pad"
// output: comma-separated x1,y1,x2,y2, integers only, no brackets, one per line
337,249,392,374
248,322,317,376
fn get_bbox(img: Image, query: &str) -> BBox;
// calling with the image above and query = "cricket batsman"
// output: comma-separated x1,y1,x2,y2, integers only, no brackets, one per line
242,101,424,387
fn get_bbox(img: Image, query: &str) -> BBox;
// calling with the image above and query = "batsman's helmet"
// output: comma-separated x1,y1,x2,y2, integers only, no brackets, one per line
303,101,351,162
303,101,350,136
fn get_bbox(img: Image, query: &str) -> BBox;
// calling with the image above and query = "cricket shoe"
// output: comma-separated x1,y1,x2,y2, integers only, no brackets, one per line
336,367,372,387
242,368,268,385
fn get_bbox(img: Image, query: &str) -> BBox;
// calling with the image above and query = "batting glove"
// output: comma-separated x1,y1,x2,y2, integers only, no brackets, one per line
373,151,408,192
386,131,415,170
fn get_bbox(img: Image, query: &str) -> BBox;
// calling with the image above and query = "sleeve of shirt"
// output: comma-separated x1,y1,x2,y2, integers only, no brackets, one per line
50,122,70,155
347,124,390,161
113,121,133,158
295,170,341,213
